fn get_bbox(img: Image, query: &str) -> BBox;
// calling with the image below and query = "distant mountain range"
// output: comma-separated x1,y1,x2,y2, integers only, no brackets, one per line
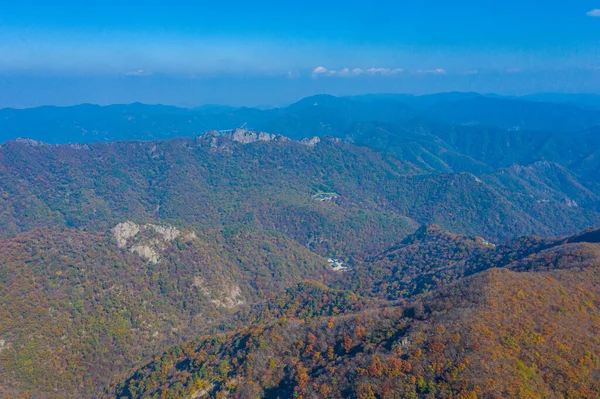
2,93,598,183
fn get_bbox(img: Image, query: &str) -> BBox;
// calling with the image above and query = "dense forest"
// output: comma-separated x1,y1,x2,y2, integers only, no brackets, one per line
1,131,598,244
105,230,600,399
0,94,599,398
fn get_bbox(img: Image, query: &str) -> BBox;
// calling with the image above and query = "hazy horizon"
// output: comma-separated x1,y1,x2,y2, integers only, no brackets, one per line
2,1,600,108
3,83,600,110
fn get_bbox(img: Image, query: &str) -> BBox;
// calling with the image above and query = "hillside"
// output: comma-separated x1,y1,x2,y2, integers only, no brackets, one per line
0,223,334,397
0,125,598,398
1,94,600,181
3,0,600,394
0,133,420,257
334,225,494,299
333,223,582,301
1,132,597,247
105,229,600,399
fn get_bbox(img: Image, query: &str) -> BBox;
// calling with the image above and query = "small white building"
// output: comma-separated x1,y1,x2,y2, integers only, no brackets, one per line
327,258,348,271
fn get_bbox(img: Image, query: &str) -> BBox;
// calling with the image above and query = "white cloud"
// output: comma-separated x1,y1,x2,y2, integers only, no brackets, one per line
126,69,152,76
312,66,328,76
354,67,403,75
330,67,351,76
587,9,600,17
312,66,404,77
415,68,447,75
368,67,401,75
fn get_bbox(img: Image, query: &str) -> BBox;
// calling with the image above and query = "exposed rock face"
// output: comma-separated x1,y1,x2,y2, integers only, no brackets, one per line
111,221,187,263
184,231,198,241
68,143,90,150
130,244,160,264
111,221,140,248
301,136,321,147
197,129,312,150
229,128,279,144
147,224,181,242
196,131,221,149
213,285,245,308
189,384,214,399
14,137,50,147
203,130,220,138
564,198,578,208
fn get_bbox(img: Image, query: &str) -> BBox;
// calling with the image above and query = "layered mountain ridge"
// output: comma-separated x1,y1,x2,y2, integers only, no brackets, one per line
1,93,599,181
1,131,597,244
0,93,599,398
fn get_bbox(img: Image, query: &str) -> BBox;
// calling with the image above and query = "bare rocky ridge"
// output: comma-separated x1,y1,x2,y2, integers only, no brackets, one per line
301,136,321,147
111,221,192,264
228,128,286,144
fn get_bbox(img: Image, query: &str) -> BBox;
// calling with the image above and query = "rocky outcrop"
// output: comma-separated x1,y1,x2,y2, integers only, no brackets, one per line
147,224,181,242
228,128,288,144
112,221,141,248
130,244,160,264
14,137,51,147
301,136,321,147
111,221,189,264
197,129,292,149
230,128,272,143
0,338,9,353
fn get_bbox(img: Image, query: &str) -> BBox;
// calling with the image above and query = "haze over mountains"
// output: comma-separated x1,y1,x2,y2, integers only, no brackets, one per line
1,92,599,398
2,93,599,181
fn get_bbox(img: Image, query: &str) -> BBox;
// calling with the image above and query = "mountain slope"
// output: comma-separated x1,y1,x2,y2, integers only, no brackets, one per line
0,224,332,398
0,134,420,257
0,131,599,398
333,222,583,301
104,230,600,399
342,121,492,174
2,133,598,247
335,225,494,299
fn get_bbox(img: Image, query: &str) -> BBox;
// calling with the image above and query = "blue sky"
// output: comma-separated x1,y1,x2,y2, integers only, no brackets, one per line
1,1,600,107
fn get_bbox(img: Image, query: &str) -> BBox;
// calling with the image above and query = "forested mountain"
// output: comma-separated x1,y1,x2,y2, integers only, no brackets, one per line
1,94,599,398
105,228,600,399
2,94,599,183
0,224,333,397
1,132,598,245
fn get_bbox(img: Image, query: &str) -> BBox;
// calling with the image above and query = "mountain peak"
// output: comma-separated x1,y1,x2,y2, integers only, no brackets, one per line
13,137,51,147
227,128,287,144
